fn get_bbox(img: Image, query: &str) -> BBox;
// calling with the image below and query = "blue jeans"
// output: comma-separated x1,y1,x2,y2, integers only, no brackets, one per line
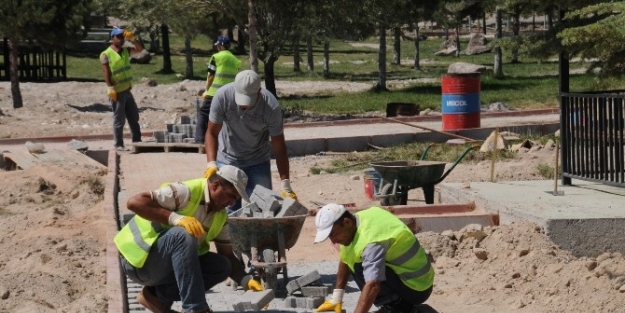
351,263,432,308
121,227,231,312
111,90,141,148
219,161,272,214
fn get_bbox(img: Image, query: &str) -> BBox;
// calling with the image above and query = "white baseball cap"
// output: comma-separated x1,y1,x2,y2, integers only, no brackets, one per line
217,165,250,203
234,70,261,106
314,203,347,243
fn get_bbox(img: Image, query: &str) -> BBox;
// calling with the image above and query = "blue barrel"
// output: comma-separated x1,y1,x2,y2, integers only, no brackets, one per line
441,73,481,130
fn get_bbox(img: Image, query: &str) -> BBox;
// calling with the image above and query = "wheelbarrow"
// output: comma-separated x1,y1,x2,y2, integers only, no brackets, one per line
227,214,307,290
370,145,474,205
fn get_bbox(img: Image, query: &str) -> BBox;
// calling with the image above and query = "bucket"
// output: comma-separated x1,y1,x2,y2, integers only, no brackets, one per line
363,168,382,200
441,73,481,131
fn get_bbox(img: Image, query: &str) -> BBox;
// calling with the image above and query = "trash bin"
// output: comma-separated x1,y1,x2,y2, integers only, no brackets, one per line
363,168,382,200
441,73,481,130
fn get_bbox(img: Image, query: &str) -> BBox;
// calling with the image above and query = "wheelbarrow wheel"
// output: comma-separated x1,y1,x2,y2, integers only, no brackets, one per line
379,183,404,206
262,248,278,290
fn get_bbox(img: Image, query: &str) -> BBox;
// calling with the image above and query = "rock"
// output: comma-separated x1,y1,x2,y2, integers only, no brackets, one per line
518,248,530,257
619,285,625,293
474,248,488,260
67,139,89,151
25,141,46,154
0,287,8,300
480,131,506,152
448,62,492,74
435,47,457,56
350,175,360,180
510,139,533,152
488,102,509,111
544,139,556,150
555,129,561,137
130,49,152,64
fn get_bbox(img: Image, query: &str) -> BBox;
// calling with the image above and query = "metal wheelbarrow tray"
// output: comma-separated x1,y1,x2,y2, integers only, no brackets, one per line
370,146,474,205
227,214,307,290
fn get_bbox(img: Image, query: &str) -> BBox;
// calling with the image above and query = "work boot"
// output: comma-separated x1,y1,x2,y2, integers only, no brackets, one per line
137,286,178,313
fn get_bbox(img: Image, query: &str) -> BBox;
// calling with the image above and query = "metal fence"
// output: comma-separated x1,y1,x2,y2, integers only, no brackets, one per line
560,92,625,187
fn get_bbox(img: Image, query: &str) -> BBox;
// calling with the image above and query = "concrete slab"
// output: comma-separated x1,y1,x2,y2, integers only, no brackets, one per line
439,180,625,257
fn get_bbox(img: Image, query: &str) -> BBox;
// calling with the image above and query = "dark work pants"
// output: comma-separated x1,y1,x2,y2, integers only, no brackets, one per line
111,90,141,147
195,96,213,143
351,263,432,308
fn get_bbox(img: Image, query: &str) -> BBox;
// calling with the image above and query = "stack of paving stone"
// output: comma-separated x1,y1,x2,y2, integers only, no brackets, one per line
230,185,309,218
151,114,197,143
283,270,337,311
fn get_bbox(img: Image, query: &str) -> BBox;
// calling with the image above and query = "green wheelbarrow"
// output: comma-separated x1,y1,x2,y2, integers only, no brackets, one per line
370,145,474,205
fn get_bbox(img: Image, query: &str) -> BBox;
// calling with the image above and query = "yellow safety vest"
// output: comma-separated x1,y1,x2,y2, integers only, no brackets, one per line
340,207,434,291
101,47,133,93
114,178,227,268
204,50,241,97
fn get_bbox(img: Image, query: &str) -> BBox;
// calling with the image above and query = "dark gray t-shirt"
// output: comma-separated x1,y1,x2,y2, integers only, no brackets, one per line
209,84,284,167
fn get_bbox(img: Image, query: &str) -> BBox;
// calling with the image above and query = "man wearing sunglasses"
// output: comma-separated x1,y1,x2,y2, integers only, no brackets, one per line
100,27,144,151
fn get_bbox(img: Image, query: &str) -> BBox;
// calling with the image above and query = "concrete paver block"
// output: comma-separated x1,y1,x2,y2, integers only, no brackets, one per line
286,270,322,294
232,289,275,312
250,185,282,216
276,197,308,217
301,284,333,298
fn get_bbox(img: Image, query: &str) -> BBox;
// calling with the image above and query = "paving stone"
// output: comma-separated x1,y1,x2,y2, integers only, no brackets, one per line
276,197,308,217
301,284,333,298
286,270,322,294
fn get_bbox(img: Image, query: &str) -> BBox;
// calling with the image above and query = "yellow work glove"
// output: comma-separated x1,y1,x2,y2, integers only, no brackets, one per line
280,179,298,200
203,161,218,178
241,275,265,291
107,86,117,101
123,30,134,41
201,92,209,100
169,212,204,238
316,289,344,313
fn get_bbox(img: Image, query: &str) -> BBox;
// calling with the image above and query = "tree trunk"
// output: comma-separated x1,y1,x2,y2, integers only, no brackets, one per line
149,25,160,54
8,37,23,109
236,26,246,55
413,22,420,70
511,13,520,63
494,8,504,78
293,36,300,72
482,12,487,35
160,24,173,73
184,36,193,79
323,41,329,78
454,26,461,57
248,0,259,72
306,36,314,72
376,24,387,91
392,27,400,65
264,57,277,98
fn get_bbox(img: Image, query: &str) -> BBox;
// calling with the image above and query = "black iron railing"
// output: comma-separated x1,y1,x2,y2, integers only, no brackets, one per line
560,92,625,187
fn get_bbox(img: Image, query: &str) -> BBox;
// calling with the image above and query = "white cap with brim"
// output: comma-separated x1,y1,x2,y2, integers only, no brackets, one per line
234,70,261,106
217,165,250,203
314,203,347,243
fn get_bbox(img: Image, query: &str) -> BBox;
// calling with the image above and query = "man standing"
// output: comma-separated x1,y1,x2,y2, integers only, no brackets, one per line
195,36,241,143
203,70,297,212
100,27,143,151
115,165,263,313
314,204,434,313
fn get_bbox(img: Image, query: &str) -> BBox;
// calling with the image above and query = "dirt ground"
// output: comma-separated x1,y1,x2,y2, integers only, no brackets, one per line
1,80,625,312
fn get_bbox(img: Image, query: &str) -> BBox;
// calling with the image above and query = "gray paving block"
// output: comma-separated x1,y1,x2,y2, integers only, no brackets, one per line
286,270,322,294
180,115,191,124
284,296,297,308
153,130,168,143
296,296,324,310
276,197,308,217
232,289,275,312
301,284,333,298
250,185,282,215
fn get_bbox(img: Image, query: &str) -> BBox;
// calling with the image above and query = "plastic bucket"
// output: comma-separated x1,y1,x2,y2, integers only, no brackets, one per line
441,73,481,130
363,168,382,200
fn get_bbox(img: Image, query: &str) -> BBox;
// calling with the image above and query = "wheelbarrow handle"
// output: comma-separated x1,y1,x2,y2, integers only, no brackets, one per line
431,145,475,185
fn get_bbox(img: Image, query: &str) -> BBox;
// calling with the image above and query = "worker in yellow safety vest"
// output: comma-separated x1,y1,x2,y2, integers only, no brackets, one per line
100,27,143,151
314,204,434,313
195,35,241,143
114,165,264,313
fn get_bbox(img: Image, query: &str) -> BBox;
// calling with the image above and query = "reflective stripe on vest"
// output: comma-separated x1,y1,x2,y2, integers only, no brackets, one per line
101,47,133,93
205,50,241,97
114,178,227,268
339,207,434,291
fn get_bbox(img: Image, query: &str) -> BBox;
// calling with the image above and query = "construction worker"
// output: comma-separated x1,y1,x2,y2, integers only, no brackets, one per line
203,70,297,213
114,165,264,313
195,36,241,143
314,204,434,313
100,27,143,151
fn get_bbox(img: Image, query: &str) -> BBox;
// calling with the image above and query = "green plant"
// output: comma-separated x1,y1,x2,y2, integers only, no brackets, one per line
82,176,105,197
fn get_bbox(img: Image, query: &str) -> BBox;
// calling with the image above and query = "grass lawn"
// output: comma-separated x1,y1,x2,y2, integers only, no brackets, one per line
67,32,625,115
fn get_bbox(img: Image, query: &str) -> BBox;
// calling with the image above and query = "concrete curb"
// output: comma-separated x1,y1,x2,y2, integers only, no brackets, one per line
103,150,125,313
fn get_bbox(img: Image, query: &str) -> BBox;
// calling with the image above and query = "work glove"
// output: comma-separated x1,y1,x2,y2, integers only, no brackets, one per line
203,161,218,179
280,179,298,200
107,86,117,101
201,92,209,100
123,30,134,41
169,212,204,238
241,275,265,291
316,289,344,313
